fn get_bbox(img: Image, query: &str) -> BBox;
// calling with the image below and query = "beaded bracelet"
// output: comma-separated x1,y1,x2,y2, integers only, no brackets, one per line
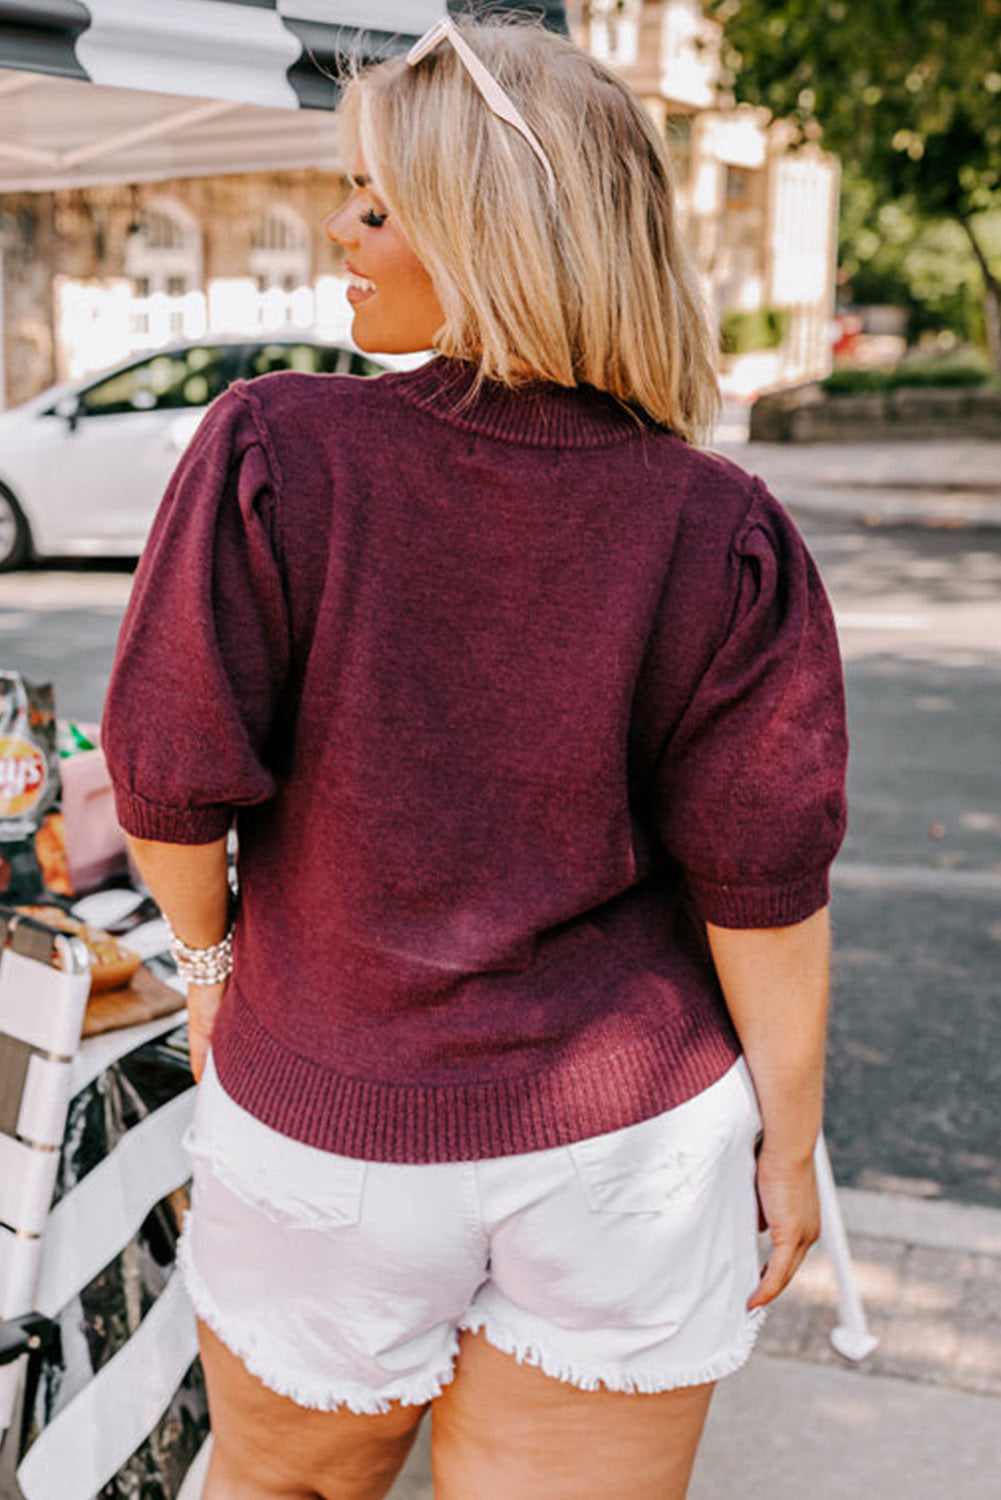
165,918,235,986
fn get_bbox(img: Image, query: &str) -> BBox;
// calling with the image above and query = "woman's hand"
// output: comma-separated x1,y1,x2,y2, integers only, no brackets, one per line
748,1142,821,1310
706,908,830,1310
186,980,228,1083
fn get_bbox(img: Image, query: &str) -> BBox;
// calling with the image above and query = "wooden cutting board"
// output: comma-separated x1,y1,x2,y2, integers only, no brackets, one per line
82,964,185,1037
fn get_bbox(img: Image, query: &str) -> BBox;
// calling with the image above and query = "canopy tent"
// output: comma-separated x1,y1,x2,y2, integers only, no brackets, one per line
0,1,569,191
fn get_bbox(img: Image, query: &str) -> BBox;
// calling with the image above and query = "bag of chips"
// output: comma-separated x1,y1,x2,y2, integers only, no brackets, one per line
0,670,71,900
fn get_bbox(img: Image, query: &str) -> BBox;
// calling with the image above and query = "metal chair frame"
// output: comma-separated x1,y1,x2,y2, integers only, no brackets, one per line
0,907,90,1497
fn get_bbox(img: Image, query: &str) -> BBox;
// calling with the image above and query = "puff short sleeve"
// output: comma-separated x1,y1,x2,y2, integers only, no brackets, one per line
102,385,290,844
653,479,848,928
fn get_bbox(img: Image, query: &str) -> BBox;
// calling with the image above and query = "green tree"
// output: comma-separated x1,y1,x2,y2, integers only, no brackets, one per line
708,0,1001,365
839,168,1001,346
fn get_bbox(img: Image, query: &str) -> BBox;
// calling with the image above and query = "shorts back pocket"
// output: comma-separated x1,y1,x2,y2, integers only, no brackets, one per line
185,1057,366,1231
568,1069,755,1215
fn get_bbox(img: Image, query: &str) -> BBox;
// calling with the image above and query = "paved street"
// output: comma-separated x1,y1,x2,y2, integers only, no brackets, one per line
0,564,133,727
807,520,1001,1207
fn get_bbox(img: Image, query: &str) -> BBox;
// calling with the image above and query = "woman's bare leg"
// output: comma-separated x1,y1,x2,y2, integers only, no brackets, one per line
197,1322,426,1500
432,1329,713,1500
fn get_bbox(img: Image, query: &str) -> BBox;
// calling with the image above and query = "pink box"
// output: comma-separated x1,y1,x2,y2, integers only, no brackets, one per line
60,749,130,895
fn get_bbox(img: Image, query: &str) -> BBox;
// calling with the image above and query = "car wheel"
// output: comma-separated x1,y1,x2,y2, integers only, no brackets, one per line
0,483,31,571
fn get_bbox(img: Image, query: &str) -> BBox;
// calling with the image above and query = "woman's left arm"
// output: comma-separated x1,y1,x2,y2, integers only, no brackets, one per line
126,834,230,1083
705,905,830,1310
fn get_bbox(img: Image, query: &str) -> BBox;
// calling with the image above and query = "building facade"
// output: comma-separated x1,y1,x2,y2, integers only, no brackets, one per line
574,0,839,396
0,170,349,408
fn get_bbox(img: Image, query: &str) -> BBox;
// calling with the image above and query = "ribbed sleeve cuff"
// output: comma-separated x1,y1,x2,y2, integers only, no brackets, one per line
112,784,233,845
687,866,831,929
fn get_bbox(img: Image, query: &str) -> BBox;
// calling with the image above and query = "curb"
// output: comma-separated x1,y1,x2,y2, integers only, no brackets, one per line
781,489,1001,532
759,1188,1001,1400
710,436,1001,530
838,1187,1001,1257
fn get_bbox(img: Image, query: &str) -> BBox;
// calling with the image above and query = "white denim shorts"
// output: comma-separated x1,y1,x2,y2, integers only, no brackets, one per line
178,1054,765,1414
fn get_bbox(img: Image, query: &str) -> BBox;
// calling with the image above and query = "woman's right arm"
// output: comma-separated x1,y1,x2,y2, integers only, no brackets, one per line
126,834,231,1082
705,905,830,1309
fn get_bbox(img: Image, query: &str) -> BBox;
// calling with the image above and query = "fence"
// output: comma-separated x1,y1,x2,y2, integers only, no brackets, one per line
54,277,356,384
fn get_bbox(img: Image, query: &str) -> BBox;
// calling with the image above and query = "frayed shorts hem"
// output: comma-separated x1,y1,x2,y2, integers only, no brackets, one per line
178,1230,459,1415
458,1307,766,1395
183,1205,764,1410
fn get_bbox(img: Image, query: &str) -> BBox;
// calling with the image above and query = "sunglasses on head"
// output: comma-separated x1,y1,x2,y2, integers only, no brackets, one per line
406,18,557,199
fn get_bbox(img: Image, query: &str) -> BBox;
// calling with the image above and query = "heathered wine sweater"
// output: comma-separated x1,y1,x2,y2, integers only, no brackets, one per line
103,357,847,1163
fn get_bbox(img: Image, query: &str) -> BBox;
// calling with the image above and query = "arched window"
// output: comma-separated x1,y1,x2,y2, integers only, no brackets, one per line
249,205,311,293
125,196,203,299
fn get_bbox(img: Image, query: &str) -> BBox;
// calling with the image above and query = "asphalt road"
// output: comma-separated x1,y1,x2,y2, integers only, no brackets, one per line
1,516,998,1208
807,521,1001,1208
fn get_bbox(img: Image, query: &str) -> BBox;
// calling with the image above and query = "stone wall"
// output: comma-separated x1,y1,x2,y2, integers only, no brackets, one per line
1,198,59,407
750,381,1001,442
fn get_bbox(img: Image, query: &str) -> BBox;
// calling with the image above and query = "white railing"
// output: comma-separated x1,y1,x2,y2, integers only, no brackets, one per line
54,277,354,384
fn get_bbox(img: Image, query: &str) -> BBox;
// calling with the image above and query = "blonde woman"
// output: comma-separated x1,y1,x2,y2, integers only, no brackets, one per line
103,19,847,1500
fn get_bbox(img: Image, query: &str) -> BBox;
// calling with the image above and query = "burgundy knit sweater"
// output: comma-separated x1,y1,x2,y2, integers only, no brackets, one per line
103,358,847,1163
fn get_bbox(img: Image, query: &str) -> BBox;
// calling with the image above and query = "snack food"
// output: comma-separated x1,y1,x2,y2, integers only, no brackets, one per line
15,904,143,994
0,672,65,899
35,811,73,897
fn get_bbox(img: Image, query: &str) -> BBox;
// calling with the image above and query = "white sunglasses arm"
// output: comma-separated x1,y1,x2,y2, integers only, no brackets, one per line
406,18,557,199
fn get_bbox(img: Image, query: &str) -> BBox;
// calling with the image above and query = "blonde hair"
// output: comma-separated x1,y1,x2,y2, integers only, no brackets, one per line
338,21,719,442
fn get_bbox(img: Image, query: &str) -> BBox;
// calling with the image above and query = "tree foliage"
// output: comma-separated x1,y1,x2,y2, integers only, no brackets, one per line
709,0,1001,217
839,169,1001,345
708,0,1001,358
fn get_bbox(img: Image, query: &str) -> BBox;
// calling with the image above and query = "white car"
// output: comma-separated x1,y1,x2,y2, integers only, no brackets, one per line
0,337,391,570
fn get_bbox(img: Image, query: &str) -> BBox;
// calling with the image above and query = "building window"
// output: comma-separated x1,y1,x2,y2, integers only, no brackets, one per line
725,166,753,206
249,206,311,293
665,112,694,191
585,0,640,67
145,209,188,252
124,197,203,299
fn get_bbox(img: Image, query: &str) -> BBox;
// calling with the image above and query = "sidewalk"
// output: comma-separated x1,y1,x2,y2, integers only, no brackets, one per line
711,407,1001,530
388,1191,1001,1499
699,416,1001,1494
692,1190,1001,1500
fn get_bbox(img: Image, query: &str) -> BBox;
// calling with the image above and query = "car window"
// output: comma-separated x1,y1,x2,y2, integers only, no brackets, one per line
244,344,386,380
78,347,230,417
245,342,344,377
347,352,388,377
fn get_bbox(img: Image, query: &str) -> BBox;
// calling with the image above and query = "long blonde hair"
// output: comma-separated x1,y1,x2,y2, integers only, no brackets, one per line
338,21,719,442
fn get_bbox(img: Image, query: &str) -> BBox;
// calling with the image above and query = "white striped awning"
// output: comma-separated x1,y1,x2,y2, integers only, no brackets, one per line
0,2,568,189
0,1,569,109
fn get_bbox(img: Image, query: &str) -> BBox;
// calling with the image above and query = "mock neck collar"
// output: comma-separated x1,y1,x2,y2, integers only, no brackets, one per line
382,356,665,450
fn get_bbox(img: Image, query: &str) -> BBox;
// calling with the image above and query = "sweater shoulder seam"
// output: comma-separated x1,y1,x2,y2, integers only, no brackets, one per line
228,380,288,569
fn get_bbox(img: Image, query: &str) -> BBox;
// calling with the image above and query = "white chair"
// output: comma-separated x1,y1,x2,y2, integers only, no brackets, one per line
0,905,203,1500
0,906,90,1492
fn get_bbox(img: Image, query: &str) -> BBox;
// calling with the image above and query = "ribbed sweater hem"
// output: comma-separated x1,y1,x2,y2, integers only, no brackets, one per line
210,1000,742,1165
